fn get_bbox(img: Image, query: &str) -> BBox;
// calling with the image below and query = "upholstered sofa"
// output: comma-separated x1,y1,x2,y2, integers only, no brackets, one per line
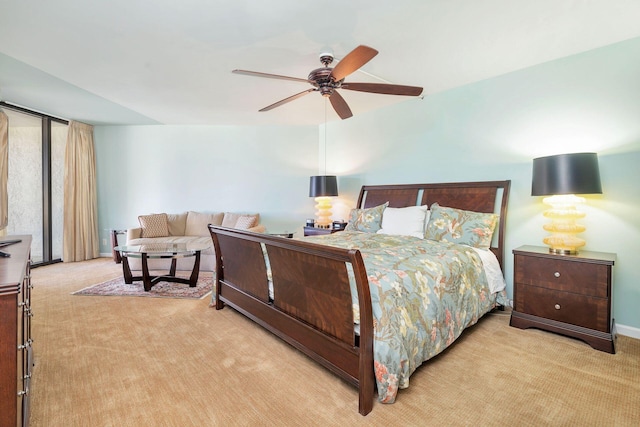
125,211,265,272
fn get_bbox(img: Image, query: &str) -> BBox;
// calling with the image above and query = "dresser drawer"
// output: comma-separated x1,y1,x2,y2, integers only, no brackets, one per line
515,284,610,332
514,254,609,298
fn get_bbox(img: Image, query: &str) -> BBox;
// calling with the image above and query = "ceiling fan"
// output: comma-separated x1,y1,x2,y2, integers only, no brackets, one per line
233,45,423,120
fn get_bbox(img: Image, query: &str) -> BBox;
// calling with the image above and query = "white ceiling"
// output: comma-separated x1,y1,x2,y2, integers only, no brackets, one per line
1,0,640,126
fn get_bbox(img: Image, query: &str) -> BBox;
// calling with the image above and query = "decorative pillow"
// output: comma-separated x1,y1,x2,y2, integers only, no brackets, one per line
376,205,429,238
424,203,498,249
138,213,169,238
184,211,224,237
222,212,260,228
344,202,389,233
234,215,257,230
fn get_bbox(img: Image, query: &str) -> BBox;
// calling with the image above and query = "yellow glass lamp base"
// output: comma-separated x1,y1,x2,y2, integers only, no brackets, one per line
314,196,333,228
542,235,585,255
542,195,587,255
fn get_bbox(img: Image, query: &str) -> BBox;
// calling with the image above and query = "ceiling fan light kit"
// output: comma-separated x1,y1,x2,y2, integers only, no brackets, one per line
233,45,423,120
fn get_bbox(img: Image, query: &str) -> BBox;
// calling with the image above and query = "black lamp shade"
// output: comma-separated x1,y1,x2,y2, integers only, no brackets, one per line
531,152,602,196
309,175,338,197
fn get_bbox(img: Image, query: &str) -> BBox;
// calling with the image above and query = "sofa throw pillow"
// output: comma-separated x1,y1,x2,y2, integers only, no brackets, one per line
376,205,429,238
138,213,169,238
424,203,498,250
235,215,257,230
344,202,388,233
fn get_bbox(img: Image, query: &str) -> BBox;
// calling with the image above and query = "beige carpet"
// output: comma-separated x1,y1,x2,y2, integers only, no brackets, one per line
30,258,639,426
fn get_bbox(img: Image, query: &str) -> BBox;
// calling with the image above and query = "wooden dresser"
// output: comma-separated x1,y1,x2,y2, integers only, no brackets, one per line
510,245,616,353
0,236,33,427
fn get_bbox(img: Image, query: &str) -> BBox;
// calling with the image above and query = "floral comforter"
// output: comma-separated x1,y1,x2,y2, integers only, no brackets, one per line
302,231,508,404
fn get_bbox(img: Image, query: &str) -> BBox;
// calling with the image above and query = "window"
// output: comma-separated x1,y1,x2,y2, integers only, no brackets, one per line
1,103,67,265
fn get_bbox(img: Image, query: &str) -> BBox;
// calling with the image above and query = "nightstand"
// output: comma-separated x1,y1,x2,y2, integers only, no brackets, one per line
510,245,616,353
303,226,343,237
110,229,127,264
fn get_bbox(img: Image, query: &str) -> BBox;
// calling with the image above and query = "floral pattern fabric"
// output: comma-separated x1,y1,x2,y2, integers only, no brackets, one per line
344,202,388,233
303,231,507,404
424,203,498,249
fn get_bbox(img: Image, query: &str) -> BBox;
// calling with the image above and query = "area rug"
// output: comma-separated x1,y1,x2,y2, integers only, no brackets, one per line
72,273,214,299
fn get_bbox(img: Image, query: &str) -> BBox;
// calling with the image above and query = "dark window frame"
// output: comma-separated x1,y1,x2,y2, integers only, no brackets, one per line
1,101,68,267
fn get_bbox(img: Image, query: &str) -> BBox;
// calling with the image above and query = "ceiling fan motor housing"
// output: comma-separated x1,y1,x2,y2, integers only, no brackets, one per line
308,67,342,96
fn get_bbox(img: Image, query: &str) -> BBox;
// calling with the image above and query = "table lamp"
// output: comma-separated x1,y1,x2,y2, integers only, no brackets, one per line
309,175,338,228
531,152,602,255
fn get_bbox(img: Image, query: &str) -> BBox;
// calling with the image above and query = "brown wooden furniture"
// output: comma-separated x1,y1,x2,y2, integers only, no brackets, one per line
267,232,295,238
0,236,33,427
304,220,347,236
208,181,510,415
110,229,126,263
510,245,616,353
303,226,342,236
115,243,209,291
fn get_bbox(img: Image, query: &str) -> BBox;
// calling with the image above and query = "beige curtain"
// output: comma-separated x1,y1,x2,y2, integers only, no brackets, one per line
0,110,8,237
63,120,99,261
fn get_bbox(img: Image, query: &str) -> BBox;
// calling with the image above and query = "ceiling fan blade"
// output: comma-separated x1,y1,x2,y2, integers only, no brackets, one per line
330,45,379,82
341,82,423,96
259,89,316,112
329,91,353,120
232,69,310,84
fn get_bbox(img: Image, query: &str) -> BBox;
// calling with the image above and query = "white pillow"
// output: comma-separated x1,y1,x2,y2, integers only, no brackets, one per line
376,205,430,238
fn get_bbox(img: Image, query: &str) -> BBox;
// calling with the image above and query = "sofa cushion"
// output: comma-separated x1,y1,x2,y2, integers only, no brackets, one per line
185,211,224,236
222,212,260,228
126,235,214,255
247,224,266,233
138,213,169,238
166,212,188,236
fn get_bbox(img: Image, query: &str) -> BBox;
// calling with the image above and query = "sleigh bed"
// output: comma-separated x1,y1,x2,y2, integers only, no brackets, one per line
208,180,510,415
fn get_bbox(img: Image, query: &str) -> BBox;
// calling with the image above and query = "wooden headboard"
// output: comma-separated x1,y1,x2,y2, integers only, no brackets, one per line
355,180,511,268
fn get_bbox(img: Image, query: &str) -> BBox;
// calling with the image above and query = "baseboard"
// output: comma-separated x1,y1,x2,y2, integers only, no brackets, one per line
616,323,640,340
99,252,113,258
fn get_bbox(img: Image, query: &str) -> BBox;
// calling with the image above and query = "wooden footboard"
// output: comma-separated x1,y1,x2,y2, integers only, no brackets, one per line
208,226,376,415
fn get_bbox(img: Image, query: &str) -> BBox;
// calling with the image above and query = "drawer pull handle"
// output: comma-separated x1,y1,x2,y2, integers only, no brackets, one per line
554,272,560,278
555,304,561,310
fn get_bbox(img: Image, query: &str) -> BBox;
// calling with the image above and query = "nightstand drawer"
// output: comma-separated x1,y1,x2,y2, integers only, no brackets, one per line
515,284,610,332
514,254,608,298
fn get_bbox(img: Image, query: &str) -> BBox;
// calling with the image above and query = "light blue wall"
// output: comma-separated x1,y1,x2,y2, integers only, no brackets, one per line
95,124,319,238
326,37,640,333
95,37,640,333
